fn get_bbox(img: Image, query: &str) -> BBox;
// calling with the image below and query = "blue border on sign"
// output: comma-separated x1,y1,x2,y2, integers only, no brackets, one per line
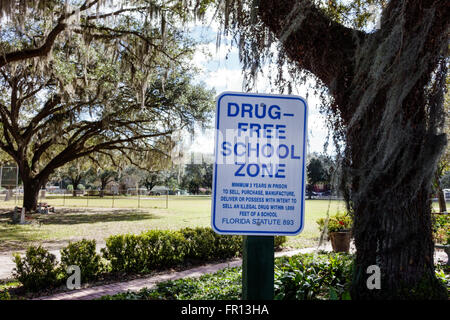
211,92,308,236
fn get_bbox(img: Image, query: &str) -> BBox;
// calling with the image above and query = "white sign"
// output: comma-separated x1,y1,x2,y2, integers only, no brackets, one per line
211,92,308,236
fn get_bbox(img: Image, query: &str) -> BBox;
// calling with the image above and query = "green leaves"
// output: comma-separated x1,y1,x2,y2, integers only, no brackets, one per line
274,253,353,300
102,252,355,300
100,267,243,300
12,246,59,292
102,227,243,273
432,214,450,245
317,212,353,235
60,239,103,282
0,1,215,196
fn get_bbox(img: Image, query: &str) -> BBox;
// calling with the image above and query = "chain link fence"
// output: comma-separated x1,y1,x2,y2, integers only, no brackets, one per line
0,188,170,209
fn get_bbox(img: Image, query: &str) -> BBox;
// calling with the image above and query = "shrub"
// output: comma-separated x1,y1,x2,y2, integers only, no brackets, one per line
103,227,286,275
274,236,287,250
212,232,242,259
181,227,286,259
13,246,59,292
274,252,353,300
102,230,187,273
180,227,217,261
432,214,450,245
181,227,289,261
102,234,146,273
139,230,187,271
0,290,11,300
60,239,103,282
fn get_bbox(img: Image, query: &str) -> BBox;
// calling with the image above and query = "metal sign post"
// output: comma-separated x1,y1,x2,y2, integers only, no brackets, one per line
242,236,274,300
211,92,308,300
166,190,169,209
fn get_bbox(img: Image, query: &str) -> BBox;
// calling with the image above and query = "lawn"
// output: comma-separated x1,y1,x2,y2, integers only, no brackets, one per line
0,196,446,253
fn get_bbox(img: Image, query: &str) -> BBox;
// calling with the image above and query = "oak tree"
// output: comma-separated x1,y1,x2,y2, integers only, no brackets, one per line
223,0,448,299
0,1,214,211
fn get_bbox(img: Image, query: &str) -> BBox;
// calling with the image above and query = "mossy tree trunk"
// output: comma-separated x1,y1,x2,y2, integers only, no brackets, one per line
257,0,448,299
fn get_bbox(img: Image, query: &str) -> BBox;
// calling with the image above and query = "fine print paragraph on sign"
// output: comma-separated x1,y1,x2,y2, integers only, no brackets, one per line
211,92,308,236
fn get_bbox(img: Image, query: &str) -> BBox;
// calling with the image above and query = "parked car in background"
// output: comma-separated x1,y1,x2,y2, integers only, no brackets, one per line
320,190,332,197
444,189,450,201
306,190,319,198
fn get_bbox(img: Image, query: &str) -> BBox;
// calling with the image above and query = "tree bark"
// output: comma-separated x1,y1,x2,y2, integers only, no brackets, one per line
100,179,108,198
18,156,50,212
434,169,448,213
22,178,42,212
437,189,447,213
69,176,82,197
257,0,449,299
351,184,447,299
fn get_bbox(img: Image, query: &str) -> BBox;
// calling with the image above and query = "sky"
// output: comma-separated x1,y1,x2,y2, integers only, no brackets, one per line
185,23,330,158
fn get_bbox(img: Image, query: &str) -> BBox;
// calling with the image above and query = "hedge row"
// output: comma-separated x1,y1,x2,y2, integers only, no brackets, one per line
13,227,287,292
101,227,286,273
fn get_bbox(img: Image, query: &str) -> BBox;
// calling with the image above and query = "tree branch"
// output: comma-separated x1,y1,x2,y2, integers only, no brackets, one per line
21,95,62,143
257,0,365,93
85,6,149,20
0,22,66,69
36,129,173,181
0,0,101,69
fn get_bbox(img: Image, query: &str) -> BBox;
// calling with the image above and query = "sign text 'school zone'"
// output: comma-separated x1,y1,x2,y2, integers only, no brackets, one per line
211,92,308,236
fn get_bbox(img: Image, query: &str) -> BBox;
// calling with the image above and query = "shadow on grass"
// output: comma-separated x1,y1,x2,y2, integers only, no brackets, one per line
0,236,71,253
0,208,162,252
0,212,48,252
0,226,43,248
0,208,161,227
37,209,161,225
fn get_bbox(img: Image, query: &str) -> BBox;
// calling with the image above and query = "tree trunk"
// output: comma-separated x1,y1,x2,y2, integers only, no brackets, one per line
71,177,81,197
351,186,447,299
19,159,50,212
437,189,447,213
100,182,106,198
345,70,447,299
255,0,449,299
22,178,41,212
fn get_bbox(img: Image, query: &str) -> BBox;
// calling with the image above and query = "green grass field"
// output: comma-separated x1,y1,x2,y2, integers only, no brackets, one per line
0,196,446,253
